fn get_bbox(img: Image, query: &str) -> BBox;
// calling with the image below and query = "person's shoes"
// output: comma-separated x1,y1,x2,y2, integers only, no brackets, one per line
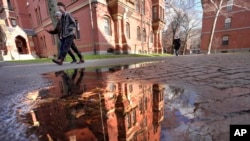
52,59,63,65
77,59,85,64
70,60,77,64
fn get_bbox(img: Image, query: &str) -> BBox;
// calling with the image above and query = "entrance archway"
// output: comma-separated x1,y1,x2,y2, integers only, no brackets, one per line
15,36,28,54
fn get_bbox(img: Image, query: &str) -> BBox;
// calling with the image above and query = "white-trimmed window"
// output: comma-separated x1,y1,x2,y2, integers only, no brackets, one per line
227,0,233,11
104,16,111,36
7,0,13,10
224,18,231,29
132,109,136,125
136,0,140,13
137,27,141,41
222,35,229,45
142,0,145,15
11,19,17,26
126,22,130,39
150,32,153,43
153,6,157,20
142,29,146,42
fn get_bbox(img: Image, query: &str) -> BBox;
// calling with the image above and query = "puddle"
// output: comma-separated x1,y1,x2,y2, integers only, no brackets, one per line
3,62,216,141
21,63,167,141
161,86,214,141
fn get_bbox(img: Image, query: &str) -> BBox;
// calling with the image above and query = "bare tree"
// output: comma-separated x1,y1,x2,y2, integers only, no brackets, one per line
181,12,201,55
170,12,183,54
165,0,202,55
202,0,250,54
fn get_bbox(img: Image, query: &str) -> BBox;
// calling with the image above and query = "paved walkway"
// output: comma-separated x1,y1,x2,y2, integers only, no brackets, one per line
109,53,250,140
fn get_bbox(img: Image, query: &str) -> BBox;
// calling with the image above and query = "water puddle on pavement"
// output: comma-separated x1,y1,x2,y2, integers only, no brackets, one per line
17,63,208,141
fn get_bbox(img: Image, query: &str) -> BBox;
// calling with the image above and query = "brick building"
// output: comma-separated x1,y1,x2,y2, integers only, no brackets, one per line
201,0,250,54
0,0,36,60
0,0,165,60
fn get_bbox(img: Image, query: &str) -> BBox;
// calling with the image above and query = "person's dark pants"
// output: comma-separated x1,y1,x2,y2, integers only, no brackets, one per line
174,48,179,56
59,38,82,61
59,35,74,60
71,42,83,60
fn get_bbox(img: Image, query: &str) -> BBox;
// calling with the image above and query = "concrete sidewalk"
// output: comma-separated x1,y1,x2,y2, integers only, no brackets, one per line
109,53,250,140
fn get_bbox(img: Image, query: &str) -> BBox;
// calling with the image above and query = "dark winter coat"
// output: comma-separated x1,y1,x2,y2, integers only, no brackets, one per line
60,12,76,38
173,38,181,50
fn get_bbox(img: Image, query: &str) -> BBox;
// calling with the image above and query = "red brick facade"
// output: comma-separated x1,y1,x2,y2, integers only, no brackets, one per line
0,0,165,60
201,1,250,54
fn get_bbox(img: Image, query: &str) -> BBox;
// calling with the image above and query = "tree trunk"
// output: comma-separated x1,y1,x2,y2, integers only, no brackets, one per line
207,0,223,54
182,33,188,55
48,0,60,56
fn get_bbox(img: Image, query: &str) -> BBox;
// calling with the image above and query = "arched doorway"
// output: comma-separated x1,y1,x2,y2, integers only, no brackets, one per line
15,36,28,54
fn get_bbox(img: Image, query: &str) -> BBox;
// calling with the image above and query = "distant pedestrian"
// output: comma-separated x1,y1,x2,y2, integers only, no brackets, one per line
45,11,80,64
173,38,181,56
52,2,84,65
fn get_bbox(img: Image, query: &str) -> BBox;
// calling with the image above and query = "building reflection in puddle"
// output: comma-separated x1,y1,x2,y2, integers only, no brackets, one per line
25,64,165,141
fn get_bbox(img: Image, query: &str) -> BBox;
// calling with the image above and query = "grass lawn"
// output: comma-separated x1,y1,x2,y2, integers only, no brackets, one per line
7,54,172,64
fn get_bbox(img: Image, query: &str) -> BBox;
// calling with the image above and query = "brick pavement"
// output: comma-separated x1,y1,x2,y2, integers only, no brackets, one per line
109,53,250,141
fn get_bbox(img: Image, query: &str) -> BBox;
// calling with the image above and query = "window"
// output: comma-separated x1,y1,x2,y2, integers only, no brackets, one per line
137,27,141,41
127,114,132,128
75,20,80,39
159,7,165,21
35,7,42,25
40,36,47,53
224,18,231,29
142,0,145,15
144,96,147,110
7,0,13,10
129,84,133,93
11,19,16,26
142,29,146,42
139,98,143,113
43,36,47,49
159,7,162,20
136,0,140,13
132,109,136,125
150,32,154,43
45,0,49,16
104,17,111,36
38,7,42,24
35,9,39,25
126,22,130,39
153,6,157,20
162,8,165,20
227,0,233,11
51,35,56,45
222,35,229,45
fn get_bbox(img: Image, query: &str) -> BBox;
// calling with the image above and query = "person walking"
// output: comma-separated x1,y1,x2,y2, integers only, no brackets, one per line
173,37,181,56
52,2,84,65
46,11,79,63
